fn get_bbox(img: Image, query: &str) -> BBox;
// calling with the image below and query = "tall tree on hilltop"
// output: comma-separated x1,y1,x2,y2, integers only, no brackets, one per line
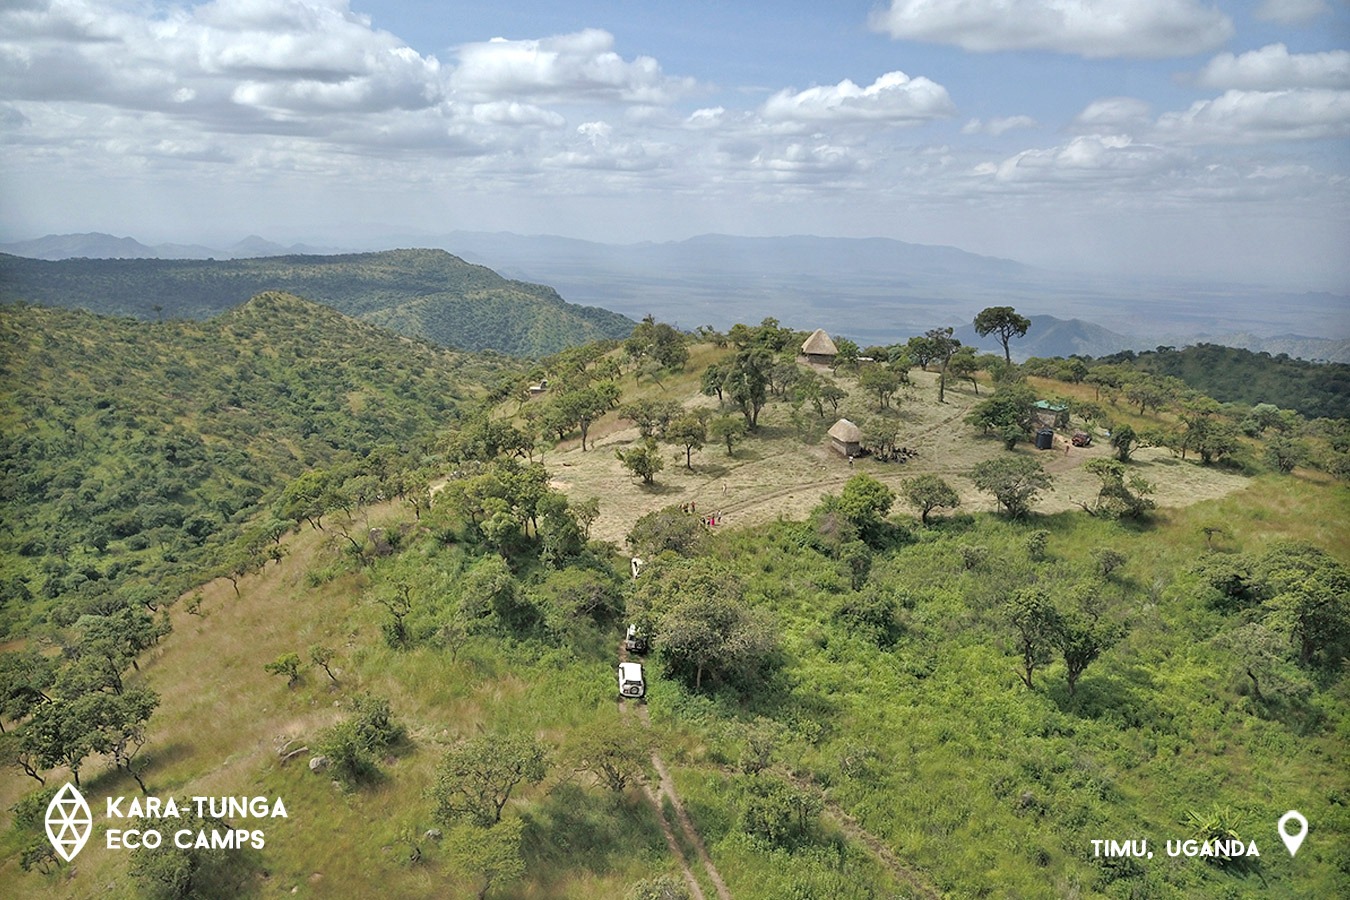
974,306,1032,365
926,327,962,403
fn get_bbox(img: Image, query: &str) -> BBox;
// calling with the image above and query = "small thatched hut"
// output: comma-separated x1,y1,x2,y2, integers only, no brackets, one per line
800,329,838,365
828,418,862,457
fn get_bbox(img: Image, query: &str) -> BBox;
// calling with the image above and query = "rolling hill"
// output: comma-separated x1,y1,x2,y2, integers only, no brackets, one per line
0,248,635,357
0,307,1346,898
0,293,522,636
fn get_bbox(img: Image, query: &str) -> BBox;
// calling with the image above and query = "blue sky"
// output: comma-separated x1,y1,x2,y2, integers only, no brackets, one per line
1,1,1347,288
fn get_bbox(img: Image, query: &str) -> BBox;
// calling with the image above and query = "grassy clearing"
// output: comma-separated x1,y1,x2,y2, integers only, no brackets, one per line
542,361,1251,549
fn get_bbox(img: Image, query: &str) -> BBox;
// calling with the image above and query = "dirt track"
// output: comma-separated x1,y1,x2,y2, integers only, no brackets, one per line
618,640,731,899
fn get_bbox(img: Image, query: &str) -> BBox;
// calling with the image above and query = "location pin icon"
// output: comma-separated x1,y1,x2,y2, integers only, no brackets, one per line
1278,810,1307,857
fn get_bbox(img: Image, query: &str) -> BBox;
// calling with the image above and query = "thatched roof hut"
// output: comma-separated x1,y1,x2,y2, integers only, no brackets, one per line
800,329,838,364
828,418,862,457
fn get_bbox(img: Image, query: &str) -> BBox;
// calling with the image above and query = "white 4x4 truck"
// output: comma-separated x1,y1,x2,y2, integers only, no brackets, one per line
617,661,645,699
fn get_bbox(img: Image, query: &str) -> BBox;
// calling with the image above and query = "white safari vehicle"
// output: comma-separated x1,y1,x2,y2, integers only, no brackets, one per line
617,661,646,699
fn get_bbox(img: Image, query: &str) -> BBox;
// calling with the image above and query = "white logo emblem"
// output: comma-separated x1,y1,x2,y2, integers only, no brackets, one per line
45,783,93,862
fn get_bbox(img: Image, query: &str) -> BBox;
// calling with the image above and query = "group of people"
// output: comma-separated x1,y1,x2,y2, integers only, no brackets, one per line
680,500,723,527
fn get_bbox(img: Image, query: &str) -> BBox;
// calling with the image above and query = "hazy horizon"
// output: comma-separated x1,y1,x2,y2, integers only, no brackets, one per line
2,1,1348,293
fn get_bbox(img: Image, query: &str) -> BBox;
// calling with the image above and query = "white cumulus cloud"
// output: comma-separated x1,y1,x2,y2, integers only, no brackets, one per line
0,0,446,118
1196,44,1350,91
761,71,954,125
869,0,1234,59
451,29,694,104
1154,88,1350,143
974,134,1180,184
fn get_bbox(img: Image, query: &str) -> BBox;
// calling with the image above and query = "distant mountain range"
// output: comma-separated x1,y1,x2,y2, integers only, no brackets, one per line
4,231,1347,362
0,248,634,357
954,315,1137,360
422,231,1349,362
0,232,341,260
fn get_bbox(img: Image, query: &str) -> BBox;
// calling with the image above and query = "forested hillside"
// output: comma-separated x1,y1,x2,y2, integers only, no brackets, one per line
0,250,635,356
0,294,521,637
1090,343,1350,420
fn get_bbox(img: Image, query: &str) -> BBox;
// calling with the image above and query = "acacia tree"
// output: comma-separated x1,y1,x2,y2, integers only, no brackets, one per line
665,413,707,470
970,456,1053,518
0,651,54,732
621,398,682,439
973,306,1031,365
901,474,960,525
700,363,727,404
926,327,962,403
858,364,903,410
947,347,981,394
432,732,549,827
568,718,653,792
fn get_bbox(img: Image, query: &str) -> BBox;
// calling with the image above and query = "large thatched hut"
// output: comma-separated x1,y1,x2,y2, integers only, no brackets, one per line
800,329,838,365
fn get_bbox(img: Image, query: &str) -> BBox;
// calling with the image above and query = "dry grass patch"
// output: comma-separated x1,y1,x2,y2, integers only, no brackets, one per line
545,367,1254,544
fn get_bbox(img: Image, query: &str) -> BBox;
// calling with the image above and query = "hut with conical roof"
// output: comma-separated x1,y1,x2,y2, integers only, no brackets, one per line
800,329,838,366
828,418,862,457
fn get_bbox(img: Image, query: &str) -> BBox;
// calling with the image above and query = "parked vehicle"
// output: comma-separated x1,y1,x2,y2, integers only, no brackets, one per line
618,661,645,699
1071,430,1092,447
624,624,649,654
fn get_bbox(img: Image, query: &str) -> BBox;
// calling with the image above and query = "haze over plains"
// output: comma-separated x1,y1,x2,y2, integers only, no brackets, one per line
1,0,1348,292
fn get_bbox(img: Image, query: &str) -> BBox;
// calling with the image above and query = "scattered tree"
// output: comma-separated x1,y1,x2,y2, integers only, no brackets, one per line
1109,424,1138,462
1056,605,1125,697
627,506,707,559
974,306,1032,365
837,474,896,541
309,645,338,683
445,818,526,900
1081,458,1154,519
264,653,302,687
665,413,707,470
970,456,1053,518
925,327,962,403
432,731,549,827
709,415,747,456
568,718,653,792
901,474,960,525
616,440,664,485
858,363,903,410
